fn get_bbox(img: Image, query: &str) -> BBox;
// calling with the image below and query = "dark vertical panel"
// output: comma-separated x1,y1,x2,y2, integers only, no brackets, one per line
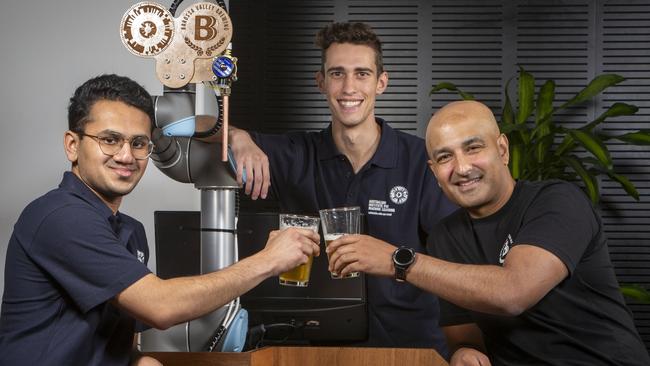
598,0,650,347
515,0,593,128
229,0,265,131
429,0,504,115
230,0,335,133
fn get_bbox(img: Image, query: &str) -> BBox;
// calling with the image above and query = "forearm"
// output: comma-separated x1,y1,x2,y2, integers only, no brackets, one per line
407,255,523,316
159,259,267,323
117,254,274,329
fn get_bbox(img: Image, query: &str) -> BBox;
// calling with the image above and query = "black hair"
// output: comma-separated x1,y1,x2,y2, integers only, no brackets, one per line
68,74,154,133
315,22,384,75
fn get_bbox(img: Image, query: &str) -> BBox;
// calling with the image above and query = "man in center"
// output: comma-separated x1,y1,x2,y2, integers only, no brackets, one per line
229,22,456,352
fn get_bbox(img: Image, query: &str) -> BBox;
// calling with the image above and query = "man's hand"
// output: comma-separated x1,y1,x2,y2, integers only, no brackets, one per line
325,234,396,277
229,127,270,200
450,347,491,366
260,227,321,275
131,355,163,366
129,350,163,366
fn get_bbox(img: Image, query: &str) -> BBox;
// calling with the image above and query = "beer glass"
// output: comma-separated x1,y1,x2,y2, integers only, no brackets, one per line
278,214,320,287
318,206,361,279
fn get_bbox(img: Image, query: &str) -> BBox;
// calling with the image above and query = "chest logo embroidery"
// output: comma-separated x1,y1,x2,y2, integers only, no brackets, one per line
137,250,146,263
389,185,408,205
498,234,513,264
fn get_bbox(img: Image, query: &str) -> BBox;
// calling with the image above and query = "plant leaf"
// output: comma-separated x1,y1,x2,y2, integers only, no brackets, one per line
430,82,475,100
501,77,515,125
582,103,638,132
517,67,535,124
561,156,600,204
498,123,529,134
620,284,650,303
531,120,554,141
535,80,555,125
535,134,555,167
607,172,640,201
568,129,612,170
510,144,524,180
559,74,625,110
554,133,575,157
614,130,650,145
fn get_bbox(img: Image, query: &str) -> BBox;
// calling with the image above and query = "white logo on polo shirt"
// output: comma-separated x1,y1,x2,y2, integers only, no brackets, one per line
368,199,395,216
137,250,145,263
389,186,408,204
368,185,409,217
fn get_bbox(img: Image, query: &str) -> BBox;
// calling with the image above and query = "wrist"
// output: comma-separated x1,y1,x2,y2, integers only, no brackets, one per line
229,126,249,142
241,253,276,280
392,246,416,282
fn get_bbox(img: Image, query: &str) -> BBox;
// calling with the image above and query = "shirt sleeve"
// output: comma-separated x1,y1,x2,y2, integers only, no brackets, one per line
439,298,474,326
250,132,288,200
27,204,151,313
513,182,600,274
426,213,474,326
250,131,313,201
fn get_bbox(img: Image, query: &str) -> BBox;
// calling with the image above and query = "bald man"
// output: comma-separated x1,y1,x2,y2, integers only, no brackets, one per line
328,100,650,365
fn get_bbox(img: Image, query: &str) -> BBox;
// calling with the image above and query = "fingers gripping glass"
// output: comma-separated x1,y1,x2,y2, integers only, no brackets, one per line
80,133,154,160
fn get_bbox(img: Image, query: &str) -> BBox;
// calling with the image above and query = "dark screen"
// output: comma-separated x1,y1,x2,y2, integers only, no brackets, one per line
154,210,368,346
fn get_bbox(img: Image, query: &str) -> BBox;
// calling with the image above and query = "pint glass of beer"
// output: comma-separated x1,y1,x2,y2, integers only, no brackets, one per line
318,206,361,279
278,214,320,287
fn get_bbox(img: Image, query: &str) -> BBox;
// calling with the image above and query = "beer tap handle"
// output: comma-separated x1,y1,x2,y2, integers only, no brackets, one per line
221,93,229,162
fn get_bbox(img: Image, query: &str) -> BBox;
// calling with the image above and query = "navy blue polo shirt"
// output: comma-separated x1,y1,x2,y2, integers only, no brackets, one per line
0,172,151,366
251,118,456,353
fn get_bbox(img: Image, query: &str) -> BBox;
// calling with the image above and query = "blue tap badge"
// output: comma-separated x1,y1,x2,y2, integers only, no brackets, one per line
212,56,235,78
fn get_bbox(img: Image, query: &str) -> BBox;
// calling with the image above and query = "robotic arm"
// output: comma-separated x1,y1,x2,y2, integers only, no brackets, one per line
120,0,246,352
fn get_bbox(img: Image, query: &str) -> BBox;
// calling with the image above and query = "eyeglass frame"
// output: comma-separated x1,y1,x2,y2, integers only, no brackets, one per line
77,131,155,160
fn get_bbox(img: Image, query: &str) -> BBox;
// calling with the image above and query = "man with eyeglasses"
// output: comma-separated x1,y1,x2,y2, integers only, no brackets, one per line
0,74,320,366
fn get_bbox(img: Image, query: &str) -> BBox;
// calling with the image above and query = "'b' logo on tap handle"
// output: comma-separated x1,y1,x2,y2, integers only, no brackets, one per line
119,1,233,88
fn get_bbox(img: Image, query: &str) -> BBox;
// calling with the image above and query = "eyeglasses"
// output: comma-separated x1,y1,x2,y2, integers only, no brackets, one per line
79,132,154,160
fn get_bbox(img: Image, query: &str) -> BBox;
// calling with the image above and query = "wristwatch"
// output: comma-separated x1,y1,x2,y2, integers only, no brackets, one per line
392,246,416,282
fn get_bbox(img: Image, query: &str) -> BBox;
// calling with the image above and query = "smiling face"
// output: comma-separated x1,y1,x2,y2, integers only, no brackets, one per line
426,101,515,218
316,42,388,129
64,99,151,211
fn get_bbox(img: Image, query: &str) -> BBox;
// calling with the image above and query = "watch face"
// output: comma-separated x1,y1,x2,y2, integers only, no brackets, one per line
394,248,414,266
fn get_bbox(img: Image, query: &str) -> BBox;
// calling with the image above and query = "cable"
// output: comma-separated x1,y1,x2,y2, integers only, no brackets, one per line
204,216,241,352
168,0,183,16
185,321,191,351
204,298,240,351
169,0,228,17
247,321,304,349
193,82,224,138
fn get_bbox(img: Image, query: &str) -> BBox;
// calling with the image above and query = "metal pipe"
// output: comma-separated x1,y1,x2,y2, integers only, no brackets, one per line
200,189,236,273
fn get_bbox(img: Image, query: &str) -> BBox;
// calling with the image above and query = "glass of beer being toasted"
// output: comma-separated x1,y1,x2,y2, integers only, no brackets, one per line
278,214,320,287
319,206,361,279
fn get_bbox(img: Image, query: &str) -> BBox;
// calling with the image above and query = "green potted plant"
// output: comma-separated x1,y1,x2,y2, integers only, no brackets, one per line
431,68,650,303
431,67,649,204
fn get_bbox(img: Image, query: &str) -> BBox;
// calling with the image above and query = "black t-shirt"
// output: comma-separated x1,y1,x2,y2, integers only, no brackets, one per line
251,119,457,353
428,180,650,365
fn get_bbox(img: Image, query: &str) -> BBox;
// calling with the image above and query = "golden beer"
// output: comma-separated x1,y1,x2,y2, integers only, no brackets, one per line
325,233,360,279
278,214,319,287
279,256,314,286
